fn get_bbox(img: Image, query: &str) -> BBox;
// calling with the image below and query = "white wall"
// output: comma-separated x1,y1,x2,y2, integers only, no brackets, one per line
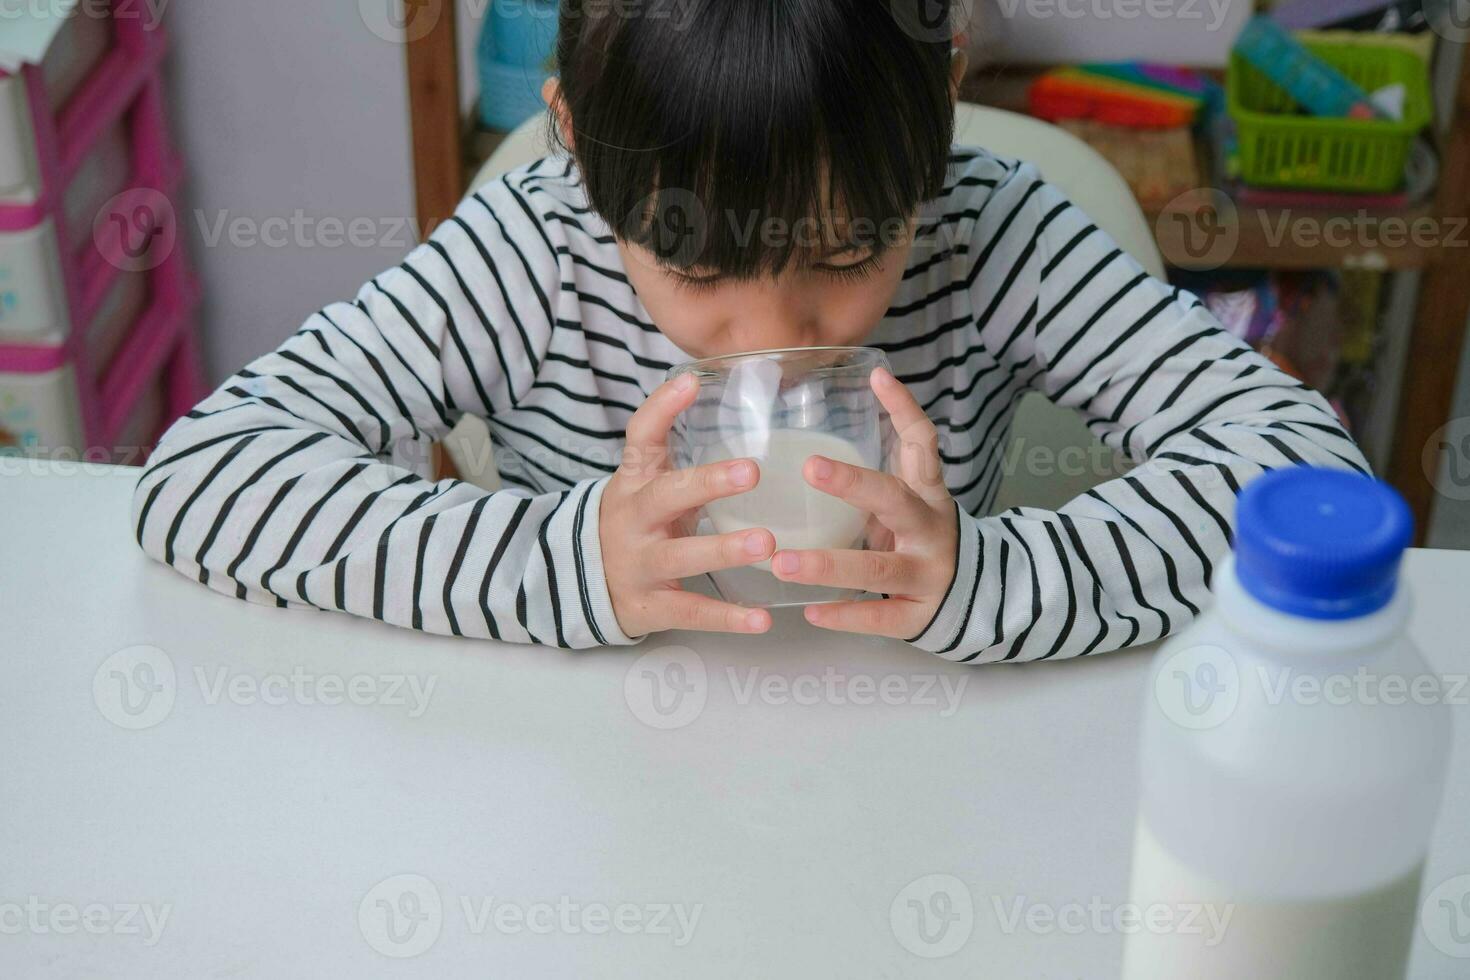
978,0,1252,67
164,1,419,382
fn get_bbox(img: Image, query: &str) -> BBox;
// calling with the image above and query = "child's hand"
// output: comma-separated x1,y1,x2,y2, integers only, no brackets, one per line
771,367,959,638
600,375,776,638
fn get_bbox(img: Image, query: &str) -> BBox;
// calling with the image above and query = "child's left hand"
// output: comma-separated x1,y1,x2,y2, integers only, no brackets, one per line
771,367,959,638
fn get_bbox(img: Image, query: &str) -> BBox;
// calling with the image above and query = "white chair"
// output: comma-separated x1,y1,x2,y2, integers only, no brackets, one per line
447,103,1165,511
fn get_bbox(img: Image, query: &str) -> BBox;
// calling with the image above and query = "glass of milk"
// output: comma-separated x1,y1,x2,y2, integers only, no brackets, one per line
667,347,895,608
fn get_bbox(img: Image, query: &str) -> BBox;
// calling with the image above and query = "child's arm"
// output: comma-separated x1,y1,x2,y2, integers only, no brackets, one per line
912,166,1368,663
130,182,638,648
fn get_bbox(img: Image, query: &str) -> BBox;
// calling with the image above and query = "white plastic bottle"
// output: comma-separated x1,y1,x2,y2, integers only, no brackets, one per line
1122,467,1453,980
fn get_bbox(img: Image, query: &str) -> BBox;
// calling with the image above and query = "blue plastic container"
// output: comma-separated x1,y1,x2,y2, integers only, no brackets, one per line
477,0,560,132
487,0,560,70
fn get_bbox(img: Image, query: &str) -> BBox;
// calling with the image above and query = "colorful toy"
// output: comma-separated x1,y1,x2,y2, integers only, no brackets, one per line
1085,63,1211,99
1028,62,1211,129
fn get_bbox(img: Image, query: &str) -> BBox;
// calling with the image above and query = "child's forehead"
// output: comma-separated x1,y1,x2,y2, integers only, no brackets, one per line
558,0,956,275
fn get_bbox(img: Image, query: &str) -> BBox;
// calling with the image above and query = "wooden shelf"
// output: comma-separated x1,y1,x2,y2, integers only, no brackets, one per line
404,0,465,239
964,65,1445,272
962,59,1470,539
1148,197,1445,271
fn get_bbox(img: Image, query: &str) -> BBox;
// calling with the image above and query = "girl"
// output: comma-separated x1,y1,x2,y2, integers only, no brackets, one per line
132,0,1366,662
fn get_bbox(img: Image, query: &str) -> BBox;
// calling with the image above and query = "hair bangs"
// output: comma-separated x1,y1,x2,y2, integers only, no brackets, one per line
555,0,956,278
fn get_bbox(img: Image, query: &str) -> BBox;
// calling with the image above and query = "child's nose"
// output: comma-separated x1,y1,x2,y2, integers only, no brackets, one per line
739,321,820,352
738,288,821,349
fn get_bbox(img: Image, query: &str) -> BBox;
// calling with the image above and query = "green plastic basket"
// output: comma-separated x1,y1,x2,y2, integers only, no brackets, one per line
1227,39,1432,192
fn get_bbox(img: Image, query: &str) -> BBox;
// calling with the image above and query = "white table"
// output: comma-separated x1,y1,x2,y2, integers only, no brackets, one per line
3,462,1468,978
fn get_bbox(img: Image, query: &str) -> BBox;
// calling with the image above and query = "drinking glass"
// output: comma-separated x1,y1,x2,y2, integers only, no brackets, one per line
666,347,895,608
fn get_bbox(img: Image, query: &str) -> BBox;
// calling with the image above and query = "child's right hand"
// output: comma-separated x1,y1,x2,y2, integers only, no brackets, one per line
600,375,776,638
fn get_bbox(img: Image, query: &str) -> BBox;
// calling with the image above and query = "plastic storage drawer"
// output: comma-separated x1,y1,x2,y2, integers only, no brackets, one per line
0,361,85,454
0,8,112,205
0,118,131,342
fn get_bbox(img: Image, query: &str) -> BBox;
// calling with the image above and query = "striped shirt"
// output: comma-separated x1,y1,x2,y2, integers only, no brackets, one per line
132,149,1367,662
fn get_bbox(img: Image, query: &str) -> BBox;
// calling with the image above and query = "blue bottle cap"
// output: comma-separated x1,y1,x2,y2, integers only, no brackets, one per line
1235,467,1413,620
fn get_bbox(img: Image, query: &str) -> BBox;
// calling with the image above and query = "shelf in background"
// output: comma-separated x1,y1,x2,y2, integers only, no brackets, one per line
962,65,1447,272
1148,195,1445,271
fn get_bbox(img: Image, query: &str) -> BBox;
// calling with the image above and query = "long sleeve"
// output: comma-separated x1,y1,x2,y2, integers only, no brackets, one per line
131,181,636,649
911,167,1368,664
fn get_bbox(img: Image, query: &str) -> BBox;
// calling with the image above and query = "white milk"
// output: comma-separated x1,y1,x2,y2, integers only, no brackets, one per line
700,429,870,567
1123,469,1451,980
1123,821,1423,980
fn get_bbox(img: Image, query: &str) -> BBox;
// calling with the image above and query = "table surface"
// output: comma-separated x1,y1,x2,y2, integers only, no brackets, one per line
3,462,1468,979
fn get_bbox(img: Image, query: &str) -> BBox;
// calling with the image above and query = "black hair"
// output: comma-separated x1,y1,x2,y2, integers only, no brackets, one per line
552,0,957,278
